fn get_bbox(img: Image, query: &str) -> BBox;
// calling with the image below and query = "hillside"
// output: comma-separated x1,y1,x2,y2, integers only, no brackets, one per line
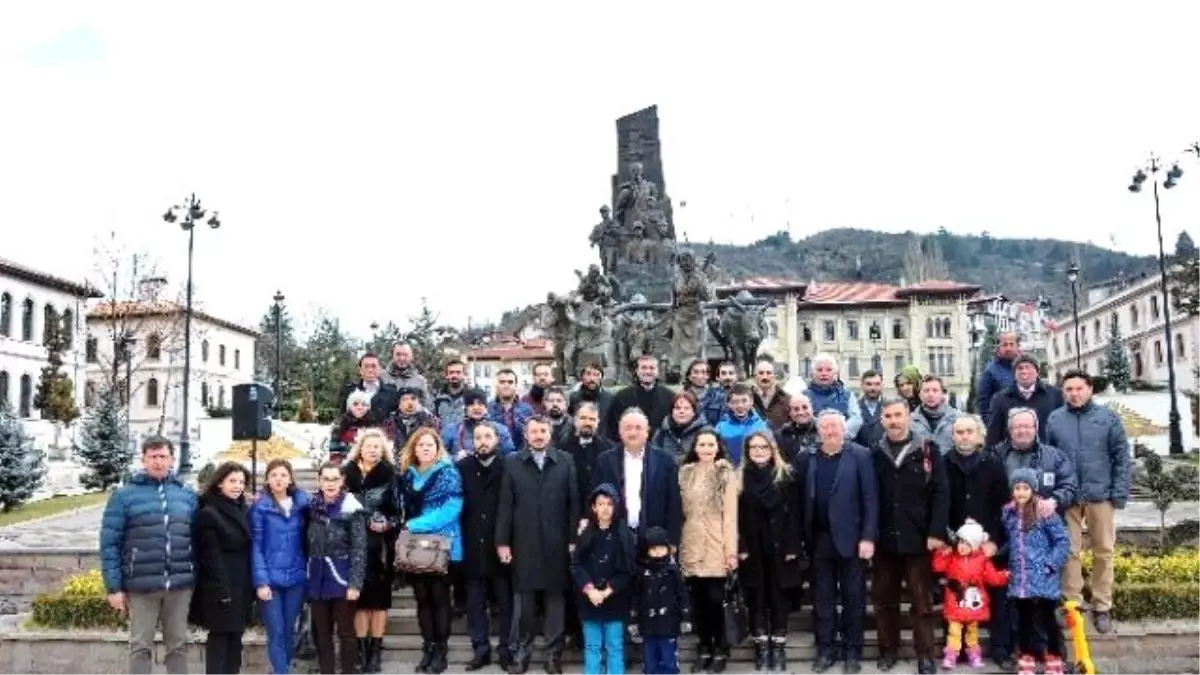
694,228,1158,313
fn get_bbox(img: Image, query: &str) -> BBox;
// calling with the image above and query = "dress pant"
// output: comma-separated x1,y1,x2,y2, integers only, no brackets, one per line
128,589,192,675
310,598,357,675
513,590,566,655
871,551,936,661
205,631,245,674
811,539,866,660
466,576,513,649
1064,501,1117,612
686,577,727,653
412,574,453,643
987,585,1013,661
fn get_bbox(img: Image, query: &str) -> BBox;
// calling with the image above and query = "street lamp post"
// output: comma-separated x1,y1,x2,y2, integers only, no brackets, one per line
121,332,136,446
1066,263,1082,371
1128,156,1185,454
163,194,221,473
273,291,285,419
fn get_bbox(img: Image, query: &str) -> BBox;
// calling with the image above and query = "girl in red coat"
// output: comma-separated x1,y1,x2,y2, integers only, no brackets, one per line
932,519,1009,669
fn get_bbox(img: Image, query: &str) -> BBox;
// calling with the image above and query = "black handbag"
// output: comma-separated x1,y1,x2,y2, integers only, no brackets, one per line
722,571,750,647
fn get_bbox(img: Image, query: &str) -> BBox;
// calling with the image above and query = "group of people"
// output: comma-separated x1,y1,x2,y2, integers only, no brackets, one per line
96,335,1130,675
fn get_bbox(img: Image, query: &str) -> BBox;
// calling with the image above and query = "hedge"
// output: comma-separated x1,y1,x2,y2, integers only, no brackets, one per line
1083,547,1199,585
1109,583,1200,621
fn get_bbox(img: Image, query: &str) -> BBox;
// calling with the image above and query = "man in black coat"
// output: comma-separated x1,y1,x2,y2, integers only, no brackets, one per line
984,354,1065,448
869,398,950,675
339,352,400,423
560,402,615,532
495,417,580,674
592,407,683,548
457,422,513,671
796,411,878,673
568,363,615,439
605,355,675,441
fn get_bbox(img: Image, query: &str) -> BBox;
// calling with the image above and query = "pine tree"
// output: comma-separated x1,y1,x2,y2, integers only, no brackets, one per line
75,386,131,491
404,298,458,387
1170,231,1199,318
0,410,46,512
967,321,1000,413
1104,320,1133,393
33,319,80,425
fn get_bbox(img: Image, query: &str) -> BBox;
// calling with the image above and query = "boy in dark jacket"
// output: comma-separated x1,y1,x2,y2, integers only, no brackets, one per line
629,527,691,675
571,483,637,674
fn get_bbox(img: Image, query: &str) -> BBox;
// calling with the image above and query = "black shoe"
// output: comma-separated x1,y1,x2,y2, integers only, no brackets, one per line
692,651,713,673
876,653,898,671
710,652,728,673
507,647,531,674
917,658,937,674
813,654,836,673
466,644,492,671
769,639,787,673
994,655,1016,672
416,641,434,673
428,643,448,675
544,651,563,674
843,659,862,674
753,639,769,672
357,637,370,674
368,637,384,674
497,646,515,669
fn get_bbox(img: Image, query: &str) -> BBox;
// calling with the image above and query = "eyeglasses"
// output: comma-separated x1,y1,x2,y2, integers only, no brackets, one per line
319,476,342,483
747,444,772,451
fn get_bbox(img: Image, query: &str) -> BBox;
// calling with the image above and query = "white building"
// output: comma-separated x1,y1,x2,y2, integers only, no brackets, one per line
85,278,259,440
0,257,102,418
967,293,1051,353
1047,271,1199,390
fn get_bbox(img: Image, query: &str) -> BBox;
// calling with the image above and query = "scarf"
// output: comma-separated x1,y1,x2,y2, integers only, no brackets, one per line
741,461,783,513
310,489,345,520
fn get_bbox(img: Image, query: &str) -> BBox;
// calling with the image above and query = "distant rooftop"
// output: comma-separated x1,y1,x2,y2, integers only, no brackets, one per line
87,300,259,338
0,257,103,298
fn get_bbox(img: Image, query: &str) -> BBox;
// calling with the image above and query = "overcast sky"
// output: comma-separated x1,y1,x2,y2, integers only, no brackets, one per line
2,2,1198,337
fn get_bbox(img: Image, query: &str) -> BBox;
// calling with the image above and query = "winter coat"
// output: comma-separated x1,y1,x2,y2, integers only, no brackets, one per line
631,556,692,638
100,471,198,594
443,416,516,457
593,446,684,546
399,457,464,562
606,383,676,440
651,414,709,460
714,410,774,465
677,460,739,578
693,385,728,427
432,386,467,429
380,409,440,459
568,387,615,439
345,459,401,575
737,463,806,590
994,440,1077,512
488,398,536,450
1001,502,1070,601
562,432,616,507
753,387,791,430
777,421,819,462
796,442,879,560
495,447,581,592
977,357,1015,425
984,381,1065,448
192,495,254,633
931,549,1009,624
871,435,951,555
910,403,962,455
328,414,373,460
339,379,399,424
803,380,864,440
571,484,638,622
1046,401,1132,507
305,492,367,600
457,452,508,580
250,488,310,589
380,364,430,407
944,450,1010,556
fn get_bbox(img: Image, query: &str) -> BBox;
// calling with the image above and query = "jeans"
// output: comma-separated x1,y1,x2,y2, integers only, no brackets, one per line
128,588,193,674
642,636,679,674
466,577,513,649
412,574,453,643
261,584,307,674
205,631,244,674
581,620,625,674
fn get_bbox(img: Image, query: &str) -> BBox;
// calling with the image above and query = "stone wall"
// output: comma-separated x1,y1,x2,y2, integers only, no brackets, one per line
0,549,98,611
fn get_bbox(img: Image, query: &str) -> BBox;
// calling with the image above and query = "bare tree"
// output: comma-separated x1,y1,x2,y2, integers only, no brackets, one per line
901,234,951,283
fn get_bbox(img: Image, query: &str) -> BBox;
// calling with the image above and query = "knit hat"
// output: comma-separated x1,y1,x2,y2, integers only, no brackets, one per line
462,388,488,407
955,519,988,550
1013,354,1040,371
643,526,670,551
396,385,424,401
345,389,372,410
1010,467,1038,491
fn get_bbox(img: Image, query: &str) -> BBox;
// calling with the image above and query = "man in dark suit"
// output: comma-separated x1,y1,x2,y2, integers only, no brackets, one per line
339,352,399,423
591,407,682,547
984,354,1064,448
796,410,878,674
605,355,675,441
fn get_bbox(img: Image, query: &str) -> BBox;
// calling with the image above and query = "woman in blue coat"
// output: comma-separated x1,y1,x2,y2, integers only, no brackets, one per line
397,427,464,674
250,459,311,674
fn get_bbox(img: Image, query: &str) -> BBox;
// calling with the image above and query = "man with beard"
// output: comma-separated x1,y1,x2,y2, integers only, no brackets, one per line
433,360,470,429
489,369,535,449
910,376,961,455
870,398,949,674
777,393,820,462
716,361,739,394
561,402,617,534
380,387,439,460
684,359,728,426
444,389,515,458
752,359,791,430
380,342,430,407
520,363,555,415
605,355,675,441
977,331,1020,426
458,422,514,671
568,363,613,437
339,353,400,423
854,370,886,449
542,387,574,447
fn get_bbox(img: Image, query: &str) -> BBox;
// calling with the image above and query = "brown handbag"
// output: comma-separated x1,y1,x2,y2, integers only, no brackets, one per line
394,530,451,575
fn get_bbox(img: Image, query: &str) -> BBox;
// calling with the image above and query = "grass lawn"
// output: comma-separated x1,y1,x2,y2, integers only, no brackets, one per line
0,492,108,528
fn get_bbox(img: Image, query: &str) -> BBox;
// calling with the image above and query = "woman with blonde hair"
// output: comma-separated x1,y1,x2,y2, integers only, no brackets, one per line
737,431,804,672
343,428,400,673
396,426,464,674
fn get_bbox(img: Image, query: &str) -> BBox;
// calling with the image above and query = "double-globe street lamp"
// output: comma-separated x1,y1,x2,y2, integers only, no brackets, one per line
1128,155,1186,455
273,291,285,419
163,194,221,473
1066,263,1082,371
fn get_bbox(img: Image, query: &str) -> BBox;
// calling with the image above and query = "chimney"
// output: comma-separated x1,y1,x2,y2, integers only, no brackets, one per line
899,274,907,288
138,276,168,303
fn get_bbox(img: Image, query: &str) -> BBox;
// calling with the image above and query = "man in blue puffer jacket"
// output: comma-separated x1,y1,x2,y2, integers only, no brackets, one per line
715,384,774,464
976,332,1020,426
98,437,198,675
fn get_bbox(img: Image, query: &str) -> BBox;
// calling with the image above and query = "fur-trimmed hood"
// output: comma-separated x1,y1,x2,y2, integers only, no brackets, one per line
679,458,735,511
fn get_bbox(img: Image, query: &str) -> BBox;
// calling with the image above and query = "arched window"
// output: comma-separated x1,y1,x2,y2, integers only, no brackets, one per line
60,309,74,348
217,385,226,408
201,339,210,362
941,318,952,338
42,304,58,346
0,371,8,410
146,378,159,407
18,374,32,417
0,292,11,337
201,381,209,407
21,298,34,341
871,354,883,373
926,318,935,338
147,333,162,360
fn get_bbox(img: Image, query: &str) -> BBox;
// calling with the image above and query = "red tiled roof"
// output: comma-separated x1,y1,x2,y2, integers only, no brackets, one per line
716,276,807,293
967,293,1007,306
718,276,981,307
803,282,904,305
895,280,981,296
87,300,259,338
0,257,103,298
468,340,554,361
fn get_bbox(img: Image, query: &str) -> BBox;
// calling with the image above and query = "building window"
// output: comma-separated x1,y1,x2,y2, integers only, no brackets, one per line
1110,312,1119,331
1093,319,1102,343
61,309,74,348
823,320,836,342
86,336,98,363
0,292,10,337
868,322,883,342
201,339,209,362
803,358,812,378
85,381,97,407
801,322,812,343
892,318,906,340
847,356,860,378
1130,304,1140,329
147,333,162,360
871,354,883,374
201,381,209,407
218,385,226,408
1151,295,1160,320
894,354,906,376
847,320,859,341
927,346,956,377
18,374,32,417
1081,325,1088,348
1154,340,1164,365
21,298,34,341
234,349,241,370
219,345,226,366
0,371,8,409
42,305,58,346
942,318,952,338
146,378,159,407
